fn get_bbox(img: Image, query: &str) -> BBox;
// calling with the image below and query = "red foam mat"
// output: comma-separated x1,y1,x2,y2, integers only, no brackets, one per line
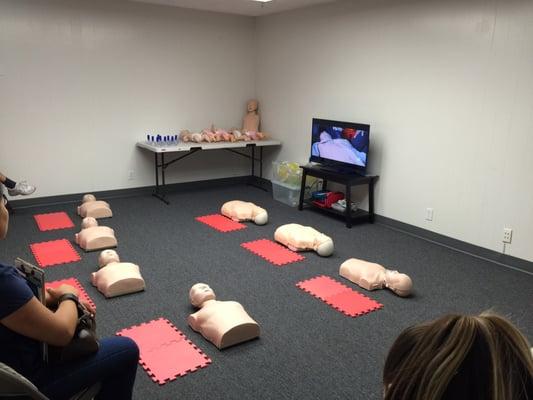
241,239,305,266
195,214,246,233
296,275,350,301
296,275,383,317
34,212,74,231
117,318,211,385
324,290,383,317
29,239,81,268
46,277,96,311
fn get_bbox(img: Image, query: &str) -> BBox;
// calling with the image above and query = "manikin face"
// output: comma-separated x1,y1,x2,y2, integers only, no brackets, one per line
83,194,96,203
98,249,120,268
247,100,258,112
189,283,216,307
81,217,98,229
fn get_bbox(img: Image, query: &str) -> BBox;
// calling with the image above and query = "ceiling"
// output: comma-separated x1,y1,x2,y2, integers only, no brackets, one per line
129,0,337,17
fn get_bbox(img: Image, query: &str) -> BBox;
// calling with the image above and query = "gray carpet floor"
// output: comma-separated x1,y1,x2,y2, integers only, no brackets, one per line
1,184,532,400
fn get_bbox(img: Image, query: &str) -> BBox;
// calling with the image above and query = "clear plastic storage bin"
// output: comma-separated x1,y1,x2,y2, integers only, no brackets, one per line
271,161,302,207
272,180,301,207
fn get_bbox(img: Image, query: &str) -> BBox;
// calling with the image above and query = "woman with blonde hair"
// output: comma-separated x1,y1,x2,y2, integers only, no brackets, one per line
383,312,533,400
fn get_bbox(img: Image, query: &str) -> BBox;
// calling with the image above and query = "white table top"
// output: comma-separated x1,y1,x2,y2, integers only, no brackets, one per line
136,139,281,153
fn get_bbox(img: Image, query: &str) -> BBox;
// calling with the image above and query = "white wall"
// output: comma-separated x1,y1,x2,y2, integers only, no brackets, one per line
0,0,256,197
256,0,533,262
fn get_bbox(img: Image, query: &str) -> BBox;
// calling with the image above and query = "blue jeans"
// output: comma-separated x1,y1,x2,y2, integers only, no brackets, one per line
31,336,139,400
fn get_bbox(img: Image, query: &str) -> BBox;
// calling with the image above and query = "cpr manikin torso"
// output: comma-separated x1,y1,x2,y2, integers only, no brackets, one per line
187,283,260,349
221,200,268,225
77,194,113,219
75,217,117,251
339,258,413,297
274,223,334,256
91,250,145,298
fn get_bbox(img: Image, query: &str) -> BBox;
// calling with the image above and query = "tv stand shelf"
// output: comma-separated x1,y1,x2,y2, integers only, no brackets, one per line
298,165,378,228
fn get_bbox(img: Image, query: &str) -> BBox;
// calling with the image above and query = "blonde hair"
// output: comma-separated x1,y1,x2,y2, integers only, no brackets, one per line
383,312,533,400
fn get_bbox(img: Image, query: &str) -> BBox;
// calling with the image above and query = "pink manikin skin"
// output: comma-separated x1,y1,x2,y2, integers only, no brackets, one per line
77,194,112,219
274,223,334,257
191,132,203,143
220,200,268,225
242,99,260,134
91,250,145,298
339,258,413,297
75,218,117,252
180,130,192,142
187,283,260,350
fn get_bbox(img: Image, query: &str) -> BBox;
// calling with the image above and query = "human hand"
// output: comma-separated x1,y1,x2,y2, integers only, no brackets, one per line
46,284,79,305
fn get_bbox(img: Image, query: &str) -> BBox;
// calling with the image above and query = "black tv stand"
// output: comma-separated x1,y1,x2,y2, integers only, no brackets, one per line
316,164,364,177
298,164,378,228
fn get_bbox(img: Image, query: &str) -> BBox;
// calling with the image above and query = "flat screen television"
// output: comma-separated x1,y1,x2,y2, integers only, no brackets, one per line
310,118,370,175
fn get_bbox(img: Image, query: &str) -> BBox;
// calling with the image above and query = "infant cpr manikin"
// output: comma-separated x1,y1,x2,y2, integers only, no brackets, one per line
274,223,334,256
75,217,117,251
187,283,260,349
221,200,268,225
339,258,413,297
77,194,113,219
91,250,145,298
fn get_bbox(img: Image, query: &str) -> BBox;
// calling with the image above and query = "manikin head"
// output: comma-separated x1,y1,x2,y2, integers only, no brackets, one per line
98,249,120,268
247,99,258,113
189,283,216,307
82,194,96,203
316,237,334,257
81,217,98,229
384,270,413,297
254,210,268,225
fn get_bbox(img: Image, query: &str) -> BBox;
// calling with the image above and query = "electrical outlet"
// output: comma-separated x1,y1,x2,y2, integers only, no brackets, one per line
425,208,434,221
502,228,512,243
128,170,135,181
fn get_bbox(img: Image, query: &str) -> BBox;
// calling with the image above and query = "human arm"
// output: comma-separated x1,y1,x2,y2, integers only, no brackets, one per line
0,192,8,240
1,284,80,346
46,285,96,315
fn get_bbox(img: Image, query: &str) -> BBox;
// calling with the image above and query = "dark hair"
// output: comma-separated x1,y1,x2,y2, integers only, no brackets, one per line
383,312,533,400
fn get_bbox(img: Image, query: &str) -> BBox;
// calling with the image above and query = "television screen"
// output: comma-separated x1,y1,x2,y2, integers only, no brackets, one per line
310,118,370,172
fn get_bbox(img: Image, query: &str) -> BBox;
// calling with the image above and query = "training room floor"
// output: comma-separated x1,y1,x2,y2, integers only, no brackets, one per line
1,184,532,399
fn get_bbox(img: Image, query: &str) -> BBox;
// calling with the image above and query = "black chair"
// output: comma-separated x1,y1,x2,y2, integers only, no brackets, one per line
0,361,100,400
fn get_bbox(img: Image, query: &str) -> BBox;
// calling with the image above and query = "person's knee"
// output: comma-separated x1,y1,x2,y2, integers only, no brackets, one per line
118,337,139,363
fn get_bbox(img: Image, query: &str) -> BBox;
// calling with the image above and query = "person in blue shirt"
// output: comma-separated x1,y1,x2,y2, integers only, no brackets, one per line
0,194,139,400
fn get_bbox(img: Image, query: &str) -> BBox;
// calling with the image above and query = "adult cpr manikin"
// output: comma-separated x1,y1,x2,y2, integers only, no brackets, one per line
187,283,260,349
339,258,413,297
221,200,268,225
91,250,145,298
77,194,113,219
91,250,145,297
274,223,334,256
75,217,117,251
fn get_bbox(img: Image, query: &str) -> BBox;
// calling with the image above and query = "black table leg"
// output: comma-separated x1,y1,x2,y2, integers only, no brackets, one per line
298,171,307,211
369,178,375,223
251,146,255,177
345,184,352,228
152,153,170,205
259,147,263,178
